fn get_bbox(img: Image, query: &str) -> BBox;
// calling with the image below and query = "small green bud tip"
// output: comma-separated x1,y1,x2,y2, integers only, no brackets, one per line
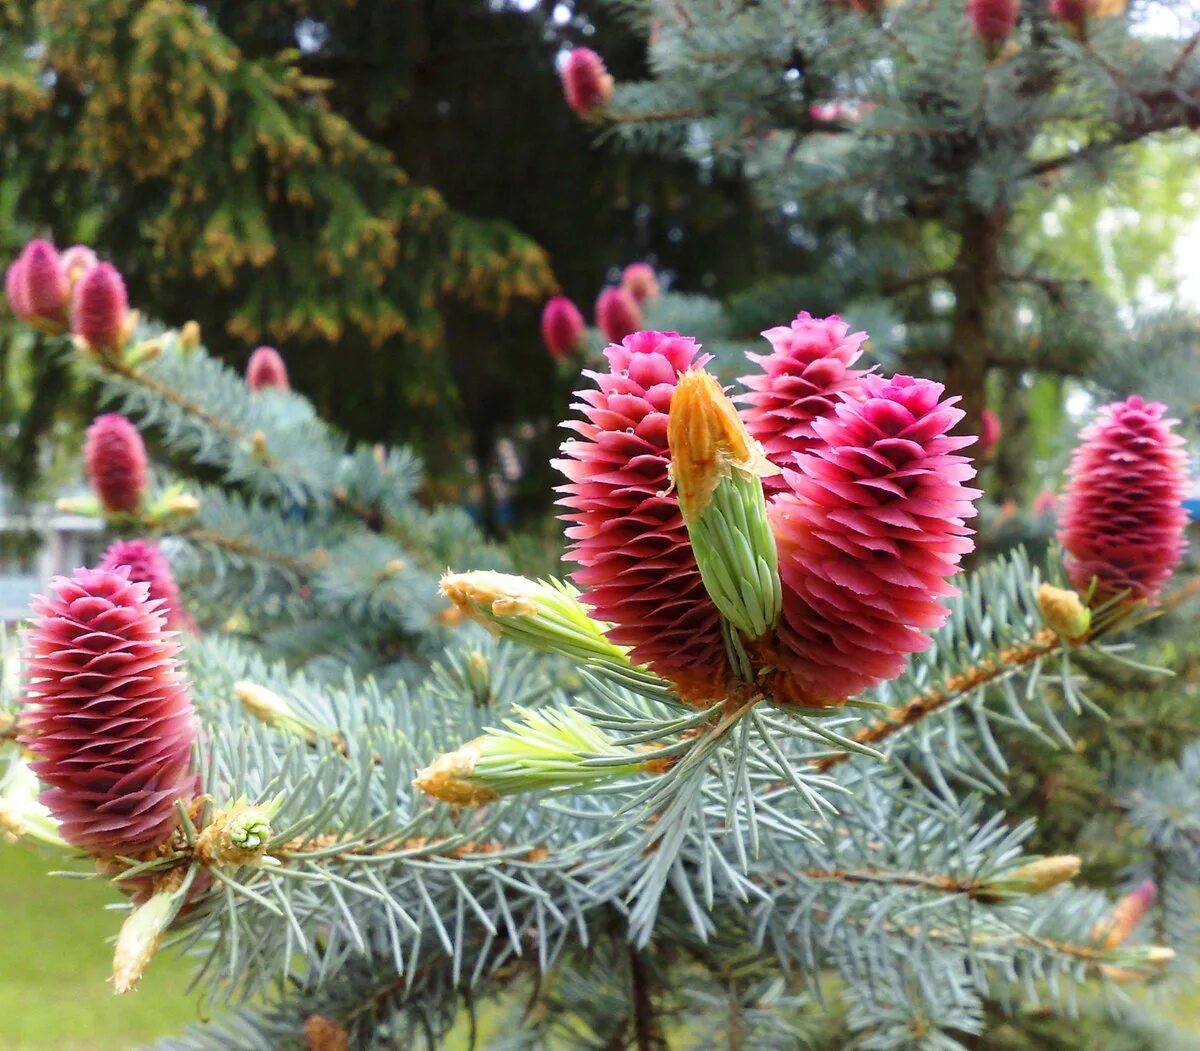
1038,583,1091,641
667,370,782,641
415,708,666,806
983,855,1080,898
178,320,201,350
438,571,647,678
196,804,275,866
229,812,271,850
234,680,321,744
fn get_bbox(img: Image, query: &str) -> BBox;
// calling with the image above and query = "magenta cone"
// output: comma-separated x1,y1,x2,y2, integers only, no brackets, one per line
19,567,198,856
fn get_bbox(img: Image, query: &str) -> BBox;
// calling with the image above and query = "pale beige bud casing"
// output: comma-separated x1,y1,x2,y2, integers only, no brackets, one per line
1037,583,1091,640
977,855,1080,901
112,868,196,993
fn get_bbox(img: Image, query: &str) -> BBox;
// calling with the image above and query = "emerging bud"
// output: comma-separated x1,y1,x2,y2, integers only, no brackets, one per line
595,286,642,344
305,1014,350,1051
246,345,290,392
668,370,781,640
60,245,98,290
466,650,492,705
72,261,130,352
1094,878,1157,949
234,680,327,744
540,296,587,361
967,0,1018,42
195,800,278,867
621,262,659,304
560,47,614,119
979,855,1080,900
415,707,659,806
112,874,193,994
439,571,659,689
0,749,69,851
179,319,201,350
85,413,149,514
1037,583,1090,641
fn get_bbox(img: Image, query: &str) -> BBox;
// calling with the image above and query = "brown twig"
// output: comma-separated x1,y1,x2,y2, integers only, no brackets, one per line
811,628,1062,773
178,526,318,574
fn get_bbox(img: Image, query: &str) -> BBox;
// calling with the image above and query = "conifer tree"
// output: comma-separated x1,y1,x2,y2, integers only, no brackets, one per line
1,242,1197,1049
569,0,1200,504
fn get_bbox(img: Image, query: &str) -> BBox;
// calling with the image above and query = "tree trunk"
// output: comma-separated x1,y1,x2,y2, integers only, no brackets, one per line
946,206,1005,444
992,369,1031,507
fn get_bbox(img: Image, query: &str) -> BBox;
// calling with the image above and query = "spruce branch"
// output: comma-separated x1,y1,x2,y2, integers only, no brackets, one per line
810,627,1066,774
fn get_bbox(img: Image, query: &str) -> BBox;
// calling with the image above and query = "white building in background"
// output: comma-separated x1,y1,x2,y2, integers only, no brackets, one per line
0,490,104,623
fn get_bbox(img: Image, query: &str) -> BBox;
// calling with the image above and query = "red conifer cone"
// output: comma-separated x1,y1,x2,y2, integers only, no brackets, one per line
72,262,129,351
595,287,642,344
759,376,980,706
99,539,197,634
561,47,614,119
621,263,659,304
1049,0,1092,26
979,408,1001,456
60,244,98,289
540,297,587,361
968,0,1018,41
1058,396,1188,604
246,345,290,392
20,240,70,323
554,331,735,702
19,567,199,856
85,414,149,514
739,312,869,486
4,257,30,320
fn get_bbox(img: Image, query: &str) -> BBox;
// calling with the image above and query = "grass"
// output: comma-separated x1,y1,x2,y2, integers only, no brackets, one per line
3,840,1200,1049
0,845,198,1050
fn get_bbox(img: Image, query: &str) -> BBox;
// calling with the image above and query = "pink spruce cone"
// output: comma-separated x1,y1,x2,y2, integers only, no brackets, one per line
20,240,70,322
1058,396,1188,605
759,376,980,706
739,312,869,486
979,408,1001,455
595,287,643,345
72,261,129,351
1049,0,1092,26
19,567,199,856
4,257,30,319
621,263,659,304
555,331,734,702
85,414,149,514
1097,878,1156,949
968,0,1018,41
1033,489,1057,516
540,296,587,361
246,345,290,392
99,539,197,634
60,244,98,289
561,47,614,119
